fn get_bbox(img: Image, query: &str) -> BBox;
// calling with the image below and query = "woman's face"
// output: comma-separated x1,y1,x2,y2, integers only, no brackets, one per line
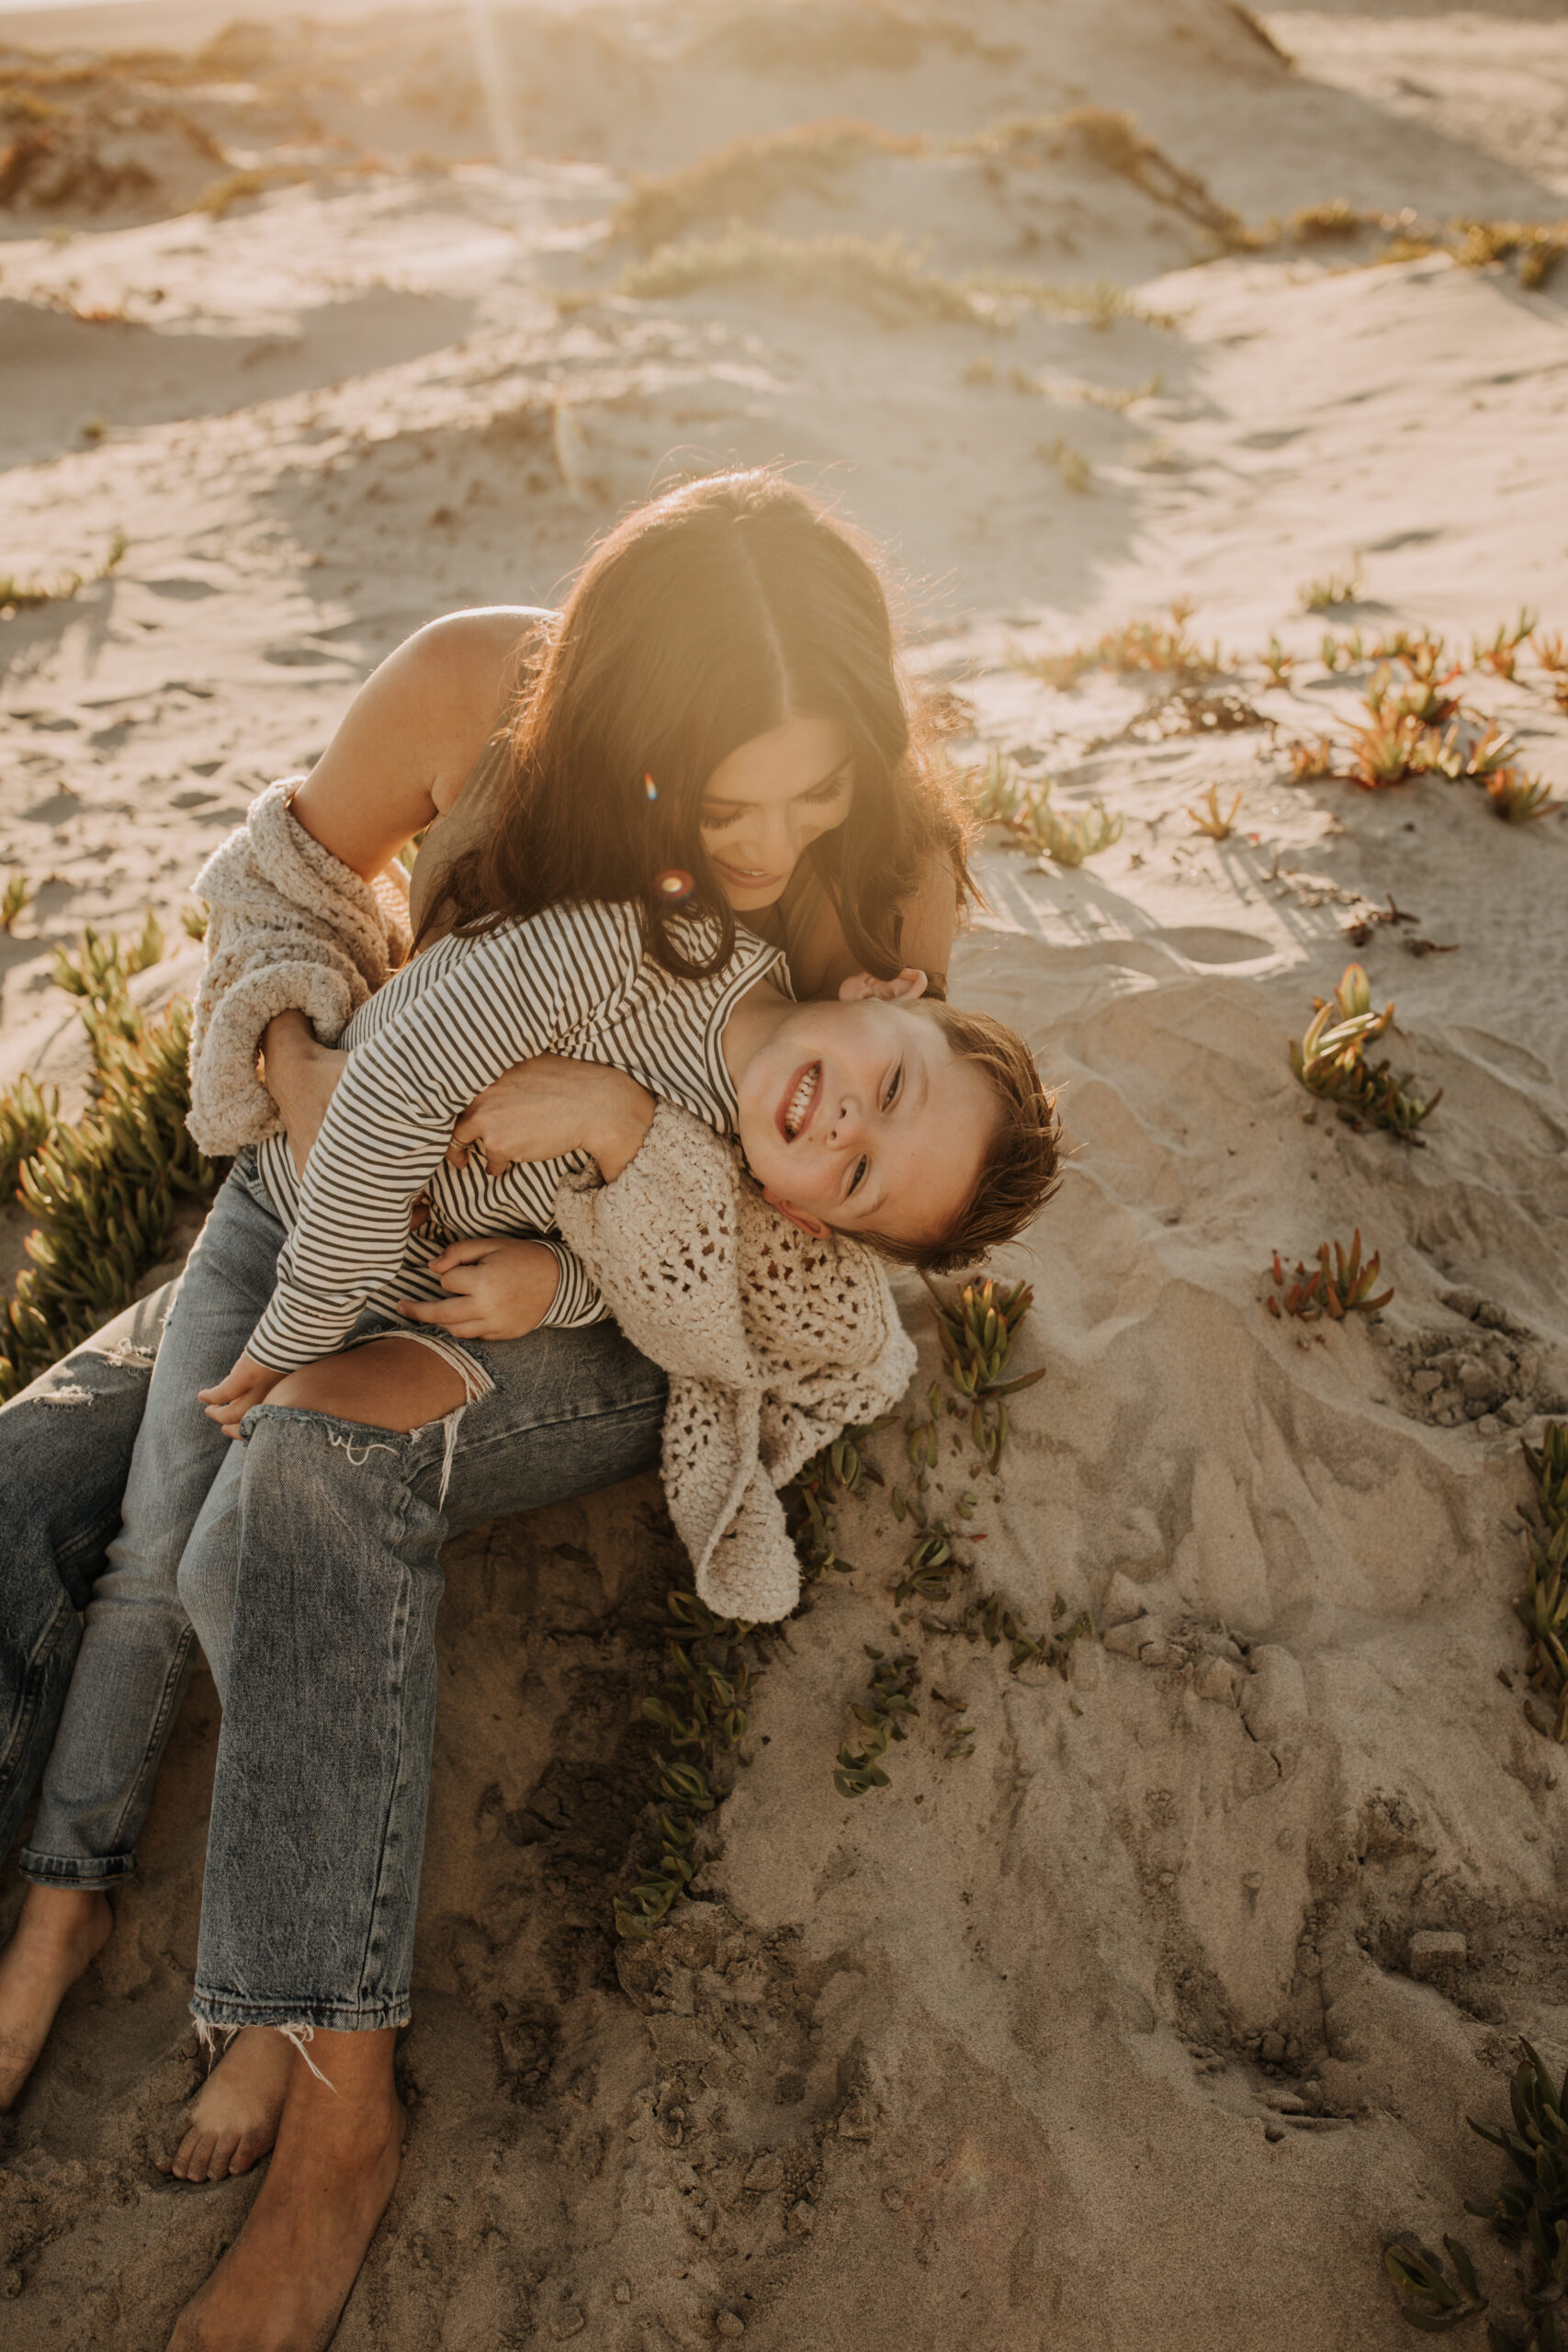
698,715,855,911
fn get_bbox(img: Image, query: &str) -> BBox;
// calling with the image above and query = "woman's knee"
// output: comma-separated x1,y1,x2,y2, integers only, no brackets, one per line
265,1340,467,1435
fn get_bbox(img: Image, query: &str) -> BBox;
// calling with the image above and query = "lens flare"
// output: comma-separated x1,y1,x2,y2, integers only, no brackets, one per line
655,868,694,901
644,773,659,801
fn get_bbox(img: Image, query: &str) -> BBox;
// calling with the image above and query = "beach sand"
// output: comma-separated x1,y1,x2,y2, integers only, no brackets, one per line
2,3,1567,2345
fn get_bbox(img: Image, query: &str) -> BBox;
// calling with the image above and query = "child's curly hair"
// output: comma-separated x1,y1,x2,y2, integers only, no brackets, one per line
865,1004,1061,1274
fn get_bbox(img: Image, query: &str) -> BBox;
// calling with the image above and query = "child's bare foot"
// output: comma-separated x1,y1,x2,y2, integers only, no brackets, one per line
0,1884,113,2111
158,2028,295,2183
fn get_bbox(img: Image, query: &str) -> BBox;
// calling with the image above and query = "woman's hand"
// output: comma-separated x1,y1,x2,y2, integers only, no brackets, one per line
838,967,928,1003
395,1237,562,1341
447,1055,656,1183
199,1352,286,1439
261,1010,350,1178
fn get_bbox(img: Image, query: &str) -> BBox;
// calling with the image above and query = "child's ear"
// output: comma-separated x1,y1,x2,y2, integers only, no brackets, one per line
760,1185,832,1238
837,967,928,1003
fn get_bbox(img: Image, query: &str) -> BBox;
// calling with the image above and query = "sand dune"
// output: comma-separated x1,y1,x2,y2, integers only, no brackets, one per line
3,3,1568,2346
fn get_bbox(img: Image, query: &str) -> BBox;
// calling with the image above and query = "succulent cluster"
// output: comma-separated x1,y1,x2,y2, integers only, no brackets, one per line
1184,780,1243,840
615,1589,761,1941
1290,962,1441,1142
1286,621,1559,817
834,1646,920,1798
1387,2037,1568,2348
1016,598,1225,691
1517,1424,1568,1745
0,917,220,1402
1266,1230,1393,1323
961,746,1123,870
923,1271,1045,1472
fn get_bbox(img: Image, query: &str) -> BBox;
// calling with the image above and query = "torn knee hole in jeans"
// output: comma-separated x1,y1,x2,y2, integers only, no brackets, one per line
101,1340,157,1371
325,1430,400,1470
38,1382,93,1408
323,1402,465,1504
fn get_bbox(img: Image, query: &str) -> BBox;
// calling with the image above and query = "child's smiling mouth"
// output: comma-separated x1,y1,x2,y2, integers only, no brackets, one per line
779,1061,820,1141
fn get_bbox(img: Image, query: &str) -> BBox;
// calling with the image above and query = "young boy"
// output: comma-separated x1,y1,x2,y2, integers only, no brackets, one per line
199,896,1058,1430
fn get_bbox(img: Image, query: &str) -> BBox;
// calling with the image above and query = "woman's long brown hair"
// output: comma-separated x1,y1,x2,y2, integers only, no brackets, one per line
428,469,975,978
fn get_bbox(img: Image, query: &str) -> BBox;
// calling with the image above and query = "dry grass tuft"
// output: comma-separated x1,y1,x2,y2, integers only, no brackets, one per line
1289,198,1364,244
687,1,1011,75
0,526,126,621
611,119,923,251
965,107,1243,247
1043,436,1091,494
602,228,988,323
581,228,1159,332
1451,218,1567,290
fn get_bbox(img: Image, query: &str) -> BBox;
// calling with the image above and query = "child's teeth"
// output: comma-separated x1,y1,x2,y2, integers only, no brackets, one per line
785,1066,817,1137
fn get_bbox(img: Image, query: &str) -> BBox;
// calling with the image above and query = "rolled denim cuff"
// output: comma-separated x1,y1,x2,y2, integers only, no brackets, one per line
189,1991,411,2037
19,1847,136,1887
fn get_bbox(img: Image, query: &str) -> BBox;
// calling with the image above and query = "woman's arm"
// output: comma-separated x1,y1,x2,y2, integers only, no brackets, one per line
283,606,537,880
248,607,539,1161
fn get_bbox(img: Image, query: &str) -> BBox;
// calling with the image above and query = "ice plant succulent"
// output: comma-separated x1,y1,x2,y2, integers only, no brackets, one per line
1289,962,1441,1142
0,920,220,1401
1382,2236,1488,2333
1015,784,1123,867
1266,1230,1393,1322
1184,781,1242,839
923,1271,1044,1472
1517,1424,1568,1744
617,1589,760,1939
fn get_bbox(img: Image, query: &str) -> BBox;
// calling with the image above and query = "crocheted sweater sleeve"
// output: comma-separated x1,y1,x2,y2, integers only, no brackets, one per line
556,1103,917,1623
186,779,412,1156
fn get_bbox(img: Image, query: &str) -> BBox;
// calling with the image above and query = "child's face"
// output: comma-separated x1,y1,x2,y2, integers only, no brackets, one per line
734,989,996,1250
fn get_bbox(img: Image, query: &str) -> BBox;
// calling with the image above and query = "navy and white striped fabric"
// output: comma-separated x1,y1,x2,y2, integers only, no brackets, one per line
251,900,784,1372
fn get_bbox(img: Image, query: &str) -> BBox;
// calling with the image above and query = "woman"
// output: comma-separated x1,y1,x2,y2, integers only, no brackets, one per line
0,469,973,2349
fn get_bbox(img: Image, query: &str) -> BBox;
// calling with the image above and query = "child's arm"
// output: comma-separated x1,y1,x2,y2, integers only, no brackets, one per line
244,910,639,1377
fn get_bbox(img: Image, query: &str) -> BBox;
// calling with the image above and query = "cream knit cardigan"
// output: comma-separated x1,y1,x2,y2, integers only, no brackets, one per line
186,779,412,1156
184,785,916,1622
556,1108,916,1623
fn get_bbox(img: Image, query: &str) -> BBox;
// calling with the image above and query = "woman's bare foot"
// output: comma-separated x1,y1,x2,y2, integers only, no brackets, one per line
167,2027,404,2350
0,1884,113,2111
158,2028,296,2183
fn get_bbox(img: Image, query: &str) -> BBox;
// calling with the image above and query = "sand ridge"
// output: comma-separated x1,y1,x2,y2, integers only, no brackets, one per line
2,2,1568,2345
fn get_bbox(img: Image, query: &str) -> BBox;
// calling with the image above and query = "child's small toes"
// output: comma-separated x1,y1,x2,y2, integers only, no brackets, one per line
228,2129,267,2177
209,2128,243,2177
182,2130,220,2182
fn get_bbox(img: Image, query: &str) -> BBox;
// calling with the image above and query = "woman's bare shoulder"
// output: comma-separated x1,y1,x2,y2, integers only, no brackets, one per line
404,605,548,713
288,607,548,875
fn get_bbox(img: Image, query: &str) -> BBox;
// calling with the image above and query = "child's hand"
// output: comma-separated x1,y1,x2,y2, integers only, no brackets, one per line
199,1353,286,1439
447,1055,656,1182
838,968,928,1003
396,1237,561,1341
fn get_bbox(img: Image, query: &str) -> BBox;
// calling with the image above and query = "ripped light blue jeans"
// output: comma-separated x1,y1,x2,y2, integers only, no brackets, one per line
0,1150,668,2032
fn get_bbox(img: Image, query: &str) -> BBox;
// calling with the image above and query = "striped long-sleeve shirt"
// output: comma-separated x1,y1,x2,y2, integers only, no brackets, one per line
249,899,784,1373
